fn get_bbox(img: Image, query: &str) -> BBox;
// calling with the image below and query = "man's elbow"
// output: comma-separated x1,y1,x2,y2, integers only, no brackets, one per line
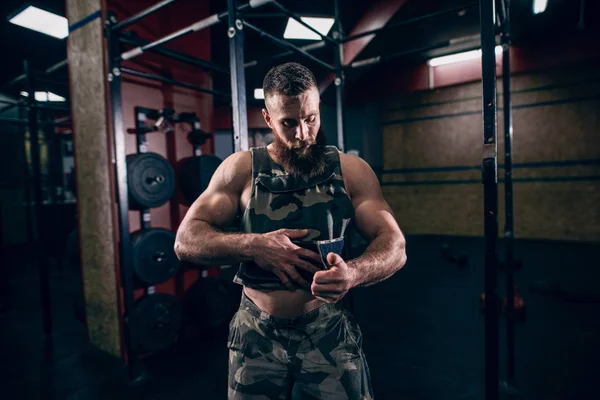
395,232,407,271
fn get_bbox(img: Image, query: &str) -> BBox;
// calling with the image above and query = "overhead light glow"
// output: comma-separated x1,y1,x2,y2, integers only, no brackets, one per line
283,17,334,40
254,89,265,100
21,91,66,102
533,0,548,14
9,6,68,39
427,46,503,67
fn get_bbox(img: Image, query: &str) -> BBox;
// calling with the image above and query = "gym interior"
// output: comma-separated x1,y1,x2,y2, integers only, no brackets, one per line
0,0,599,399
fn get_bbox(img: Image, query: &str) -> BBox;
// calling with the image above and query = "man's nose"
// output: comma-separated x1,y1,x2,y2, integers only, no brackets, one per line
295,123,308,141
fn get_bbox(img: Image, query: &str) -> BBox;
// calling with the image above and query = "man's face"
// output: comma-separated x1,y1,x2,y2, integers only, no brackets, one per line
262,87,321,157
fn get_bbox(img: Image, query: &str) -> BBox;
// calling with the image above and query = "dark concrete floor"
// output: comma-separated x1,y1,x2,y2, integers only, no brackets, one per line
2,235,600,399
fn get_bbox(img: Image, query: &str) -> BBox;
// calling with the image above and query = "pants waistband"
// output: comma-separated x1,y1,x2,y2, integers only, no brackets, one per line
240,291,342,326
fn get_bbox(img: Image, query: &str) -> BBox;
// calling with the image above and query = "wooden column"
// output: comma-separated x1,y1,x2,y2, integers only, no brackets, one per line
66,0,121,356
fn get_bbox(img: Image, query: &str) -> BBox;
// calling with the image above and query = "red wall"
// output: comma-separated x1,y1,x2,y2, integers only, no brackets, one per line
214,105,268,130
348,31,600,100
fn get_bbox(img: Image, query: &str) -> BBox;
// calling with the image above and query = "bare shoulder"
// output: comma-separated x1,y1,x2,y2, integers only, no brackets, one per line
338,151,379,197
209,150,252,193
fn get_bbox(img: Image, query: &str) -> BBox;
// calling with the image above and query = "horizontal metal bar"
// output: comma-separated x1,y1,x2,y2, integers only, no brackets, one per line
112,0,177,31
119,36,229,75
269,1,337,46
0,99,20,105
45,60,68,75
344,2,479,43
0,117,28,125
121,67,230,98
349,38,480,69
0,102,22,116
245,40,326,68
121,0,274,62
243,20,335,71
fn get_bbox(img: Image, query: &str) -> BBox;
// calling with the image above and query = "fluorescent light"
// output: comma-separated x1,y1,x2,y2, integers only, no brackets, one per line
283,17,334,40
9,6,68,39
427,46,503,67
533,0,548,14
254,89,265,100
21,91,66,102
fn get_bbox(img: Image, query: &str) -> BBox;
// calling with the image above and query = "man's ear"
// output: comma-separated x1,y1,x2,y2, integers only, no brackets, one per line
262,108,273,129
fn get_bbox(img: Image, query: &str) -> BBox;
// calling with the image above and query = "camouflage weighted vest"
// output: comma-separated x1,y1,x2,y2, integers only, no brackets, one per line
233,145,354,290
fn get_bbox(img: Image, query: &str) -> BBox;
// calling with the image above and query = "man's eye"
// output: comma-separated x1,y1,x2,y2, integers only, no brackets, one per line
282,121,294,128
307,116,316,123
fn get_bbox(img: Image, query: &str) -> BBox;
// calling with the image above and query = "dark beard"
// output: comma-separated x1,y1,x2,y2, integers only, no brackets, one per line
272,128,327,178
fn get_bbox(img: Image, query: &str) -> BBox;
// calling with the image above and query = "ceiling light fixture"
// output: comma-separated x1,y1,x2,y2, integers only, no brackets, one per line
533,0,549,14
427,46,503,67
9,6,68,39
21,91,66,102
283,17,334,40
254,89,265,100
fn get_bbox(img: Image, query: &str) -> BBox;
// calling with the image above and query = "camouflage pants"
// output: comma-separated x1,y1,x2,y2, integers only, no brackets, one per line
227,292,374,399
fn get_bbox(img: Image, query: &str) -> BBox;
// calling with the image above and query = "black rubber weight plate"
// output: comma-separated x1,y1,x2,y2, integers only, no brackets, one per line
131,228,180,285
184,276,240,329
127,152,175,209
178,155,222,205
130,292,182,353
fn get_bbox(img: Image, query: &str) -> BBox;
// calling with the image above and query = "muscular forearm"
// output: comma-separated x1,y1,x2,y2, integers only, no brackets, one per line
174,219,258,266
348,231,407,287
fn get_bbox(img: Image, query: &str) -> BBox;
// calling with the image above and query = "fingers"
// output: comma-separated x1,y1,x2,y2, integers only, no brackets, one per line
294,259,321,274
296,248,323,265
326,252,345,268
284,266,311,289
279,228,310,240
272,270,297,291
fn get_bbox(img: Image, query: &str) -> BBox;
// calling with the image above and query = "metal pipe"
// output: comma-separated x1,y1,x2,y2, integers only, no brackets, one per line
106,13,137,379
111,0,177,31
0,102,22,116
120,0,274,62
45,59,68,76
501,0,516,388
121,67,230,98
26,60,53,338
243,20,335,71
479,0,500,399
269,0,337,46
228,0,249,153
119,36,230,75
0,117,29,124
349,36,481,69
334,0,345,152
344,2,479,43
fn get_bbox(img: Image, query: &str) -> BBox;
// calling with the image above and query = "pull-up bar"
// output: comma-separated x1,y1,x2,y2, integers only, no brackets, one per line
119,36,229,75
120,0,274,62
121,67,231,98
349,34,481,69
244,41,326,68
111,0,178,32
243,20,335,72
344,2,479,43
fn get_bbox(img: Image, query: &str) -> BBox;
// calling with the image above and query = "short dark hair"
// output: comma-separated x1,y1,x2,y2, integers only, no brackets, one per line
263,62,318,99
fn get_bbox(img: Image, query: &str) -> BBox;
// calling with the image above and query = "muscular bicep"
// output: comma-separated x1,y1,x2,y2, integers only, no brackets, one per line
180,151,250,229
344,155,401,241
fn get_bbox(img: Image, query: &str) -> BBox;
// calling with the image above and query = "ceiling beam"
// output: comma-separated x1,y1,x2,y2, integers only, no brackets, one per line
319,0,409,94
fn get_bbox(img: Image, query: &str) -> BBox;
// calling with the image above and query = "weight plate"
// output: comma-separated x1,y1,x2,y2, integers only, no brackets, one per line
178,155,222,205
130,292,182,353
131,228,180,285
127,152,175,210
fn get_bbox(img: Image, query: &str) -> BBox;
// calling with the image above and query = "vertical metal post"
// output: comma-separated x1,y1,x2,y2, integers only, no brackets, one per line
106,13,137,379
479,1,499,399
26,60,53,338
501,0,516,387
333,0,345,152
228,0,249,152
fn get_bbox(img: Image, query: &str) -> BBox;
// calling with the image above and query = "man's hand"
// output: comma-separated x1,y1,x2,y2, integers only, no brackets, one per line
252,229,323,290
311,253,356,304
